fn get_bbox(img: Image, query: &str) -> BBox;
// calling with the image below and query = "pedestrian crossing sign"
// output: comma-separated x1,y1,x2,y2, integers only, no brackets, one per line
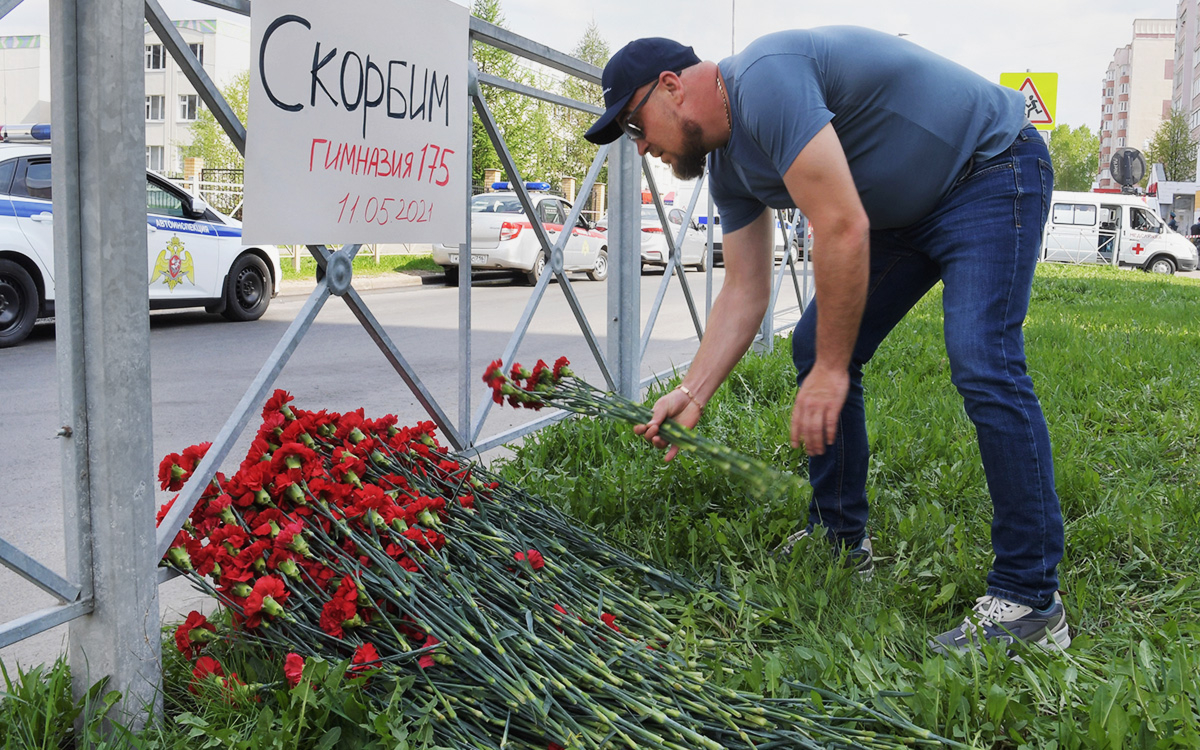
999,72,1058,131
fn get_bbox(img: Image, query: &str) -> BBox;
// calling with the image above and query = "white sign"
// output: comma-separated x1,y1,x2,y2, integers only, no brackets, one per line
243,0,468,245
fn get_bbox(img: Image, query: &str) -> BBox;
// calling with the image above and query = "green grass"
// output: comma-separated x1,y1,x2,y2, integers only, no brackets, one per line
494,264,1200,748
278,252,441,281
3,264,1197,748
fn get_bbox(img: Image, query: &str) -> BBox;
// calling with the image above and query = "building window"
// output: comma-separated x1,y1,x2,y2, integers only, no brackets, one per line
145,44,165,70
145,95,165,121
1119,83,1130,94
146,146,164,172
188,42,204,65
1104,104,1113,114
1192,108,1200,129
178,95,199,121
1118,101,1129,112
1116,137,1126,148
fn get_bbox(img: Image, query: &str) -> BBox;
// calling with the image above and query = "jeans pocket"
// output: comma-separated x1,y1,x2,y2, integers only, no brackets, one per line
956,160,1014,189
1038,158,1054,230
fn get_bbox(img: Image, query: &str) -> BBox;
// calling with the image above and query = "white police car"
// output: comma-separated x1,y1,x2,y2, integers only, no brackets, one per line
431,182,608,286
0,137,282,348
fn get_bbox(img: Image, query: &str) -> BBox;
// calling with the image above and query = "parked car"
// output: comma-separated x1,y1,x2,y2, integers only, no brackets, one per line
431,183,608,286
596,206,708,272
1042,190,1198,275
0,142,283,348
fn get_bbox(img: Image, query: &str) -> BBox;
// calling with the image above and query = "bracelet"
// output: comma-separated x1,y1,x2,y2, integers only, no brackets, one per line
676,384,704,412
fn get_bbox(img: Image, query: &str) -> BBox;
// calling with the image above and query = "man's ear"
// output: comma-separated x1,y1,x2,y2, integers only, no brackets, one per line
659,70,685,102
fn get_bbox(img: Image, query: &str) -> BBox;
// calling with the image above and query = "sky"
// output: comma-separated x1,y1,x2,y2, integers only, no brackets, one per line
0,0,1179,131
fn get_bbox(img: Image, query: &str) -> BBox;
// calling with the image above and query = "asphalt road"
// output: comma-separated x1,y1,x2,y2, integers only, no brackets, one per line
0,265,812,668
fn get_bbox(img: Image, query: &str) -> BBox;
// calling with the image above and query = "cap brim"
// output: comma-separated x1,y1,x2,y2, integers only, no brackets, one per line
584,91,634,145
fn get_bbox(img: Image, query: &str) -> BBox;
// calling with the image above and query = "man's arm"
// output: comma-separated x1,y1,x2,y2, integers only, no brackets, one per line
635,208,774,460
782,122,870,455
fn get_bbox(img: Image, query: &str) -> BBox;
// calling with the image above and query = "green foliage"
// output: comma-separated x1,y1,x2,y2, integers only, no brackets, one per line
470,1,606,198
1145,109,1198,182
497,264,1200,748
278,252,440,281
181,71,250,172
1048,123,1100,192
0,658,119,750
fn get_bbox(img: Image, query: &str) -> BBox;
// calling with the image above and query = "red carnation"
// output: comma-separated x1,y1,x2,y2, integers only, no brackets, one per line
156,497,176,527
319,596,358,638
418,635,441,669
158,453,186,491
350,642,381,676
263,389,294,418
284,652,305,688
552,356,572,380
514,549,545,570
174,611,216,659
601,612,619,633
243,575,289,628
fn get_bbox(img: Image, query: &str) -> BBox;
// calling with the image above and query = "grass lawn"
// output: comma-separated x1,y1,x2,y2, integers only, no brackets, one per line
278,251,442,282
496,263,1200,748
3,264,1197,748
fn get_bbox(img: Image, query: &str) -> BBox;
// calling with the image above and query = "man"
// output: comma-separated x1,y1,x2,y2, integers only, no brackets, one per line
1189,215,1200,247
1169,212,1179,232
584,28,1069,655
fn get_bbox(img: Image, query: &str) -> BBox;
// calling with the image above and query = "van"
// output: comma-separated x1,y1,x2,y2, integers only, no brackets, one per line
1042,191,1198,275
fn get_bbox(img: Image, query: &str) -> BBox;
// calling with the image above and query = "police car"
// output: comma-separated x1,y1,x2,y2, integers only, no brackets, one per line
431,182,608,286
0,133,282,348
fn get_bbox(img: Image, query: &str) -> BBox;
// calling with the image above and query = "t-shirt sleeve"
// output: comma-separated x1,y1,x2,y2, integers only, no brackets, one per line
709,159,765,235
738,52,834,181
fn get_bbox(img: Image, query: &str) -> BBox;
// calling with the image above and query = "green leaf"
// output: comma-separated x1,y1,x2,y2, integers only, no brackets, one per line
315,727,342,750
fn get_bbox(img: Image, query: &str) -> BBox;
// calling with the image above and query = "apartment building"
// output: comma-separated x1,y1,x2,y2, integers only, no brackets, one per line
0,34,49,122
0,18,249,176
1098,18,1175,189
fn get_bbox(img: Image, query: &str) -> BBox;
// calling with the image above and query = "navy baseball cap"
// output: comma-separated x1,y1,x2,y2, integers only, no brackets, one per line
584,37,701,145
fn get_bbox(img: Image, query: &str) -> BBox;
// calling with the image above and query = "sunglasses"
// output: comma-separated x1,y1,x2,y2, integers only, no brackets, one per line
617,80,658,141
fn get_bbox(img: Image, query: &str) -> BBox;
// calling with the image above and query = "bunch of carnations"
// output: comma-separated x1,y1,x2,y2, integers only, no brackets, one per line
158,389,957,749
483,357,797,500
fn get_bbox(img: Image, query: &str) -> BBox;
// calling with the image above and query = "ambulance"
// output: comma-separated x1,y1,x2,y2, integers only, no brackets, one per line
1041,191,1198,275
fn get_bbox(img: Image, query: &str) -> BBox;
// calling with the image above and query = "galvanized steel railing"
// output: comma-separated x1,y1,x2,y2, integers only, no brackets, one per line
0,0,814,721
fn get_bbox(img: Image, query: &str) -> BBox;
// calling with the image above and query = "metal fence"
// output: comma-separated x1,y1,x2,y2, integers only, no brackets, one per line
0,0,814,725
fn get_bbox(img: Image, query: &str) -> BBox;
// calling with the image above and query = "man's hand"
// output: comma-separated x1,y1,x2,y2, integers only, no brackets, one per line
633,387,702,462
790,364,849,455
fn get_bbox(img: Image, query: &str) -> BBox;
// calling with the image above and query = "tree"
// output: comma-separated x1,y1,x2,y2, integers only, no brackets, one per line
470,0,543,188
560,21,610,198
180,71,249,171
1047,123,1099,192
1145,109,1198,182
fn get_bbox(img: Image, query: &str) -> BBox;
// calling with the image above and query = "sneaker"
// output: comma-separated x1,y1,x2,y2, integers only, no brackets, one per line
777,527,874,579
929,592,1071,656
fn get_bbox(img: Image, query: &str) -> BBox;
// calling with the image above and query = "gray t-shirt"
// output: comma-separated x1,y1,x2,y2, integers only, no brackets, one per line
712,27,1028,233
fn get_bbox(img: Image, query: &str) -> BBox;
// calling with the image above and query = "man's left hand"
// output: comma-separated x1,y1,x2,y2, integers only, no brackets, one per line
791,364,849,455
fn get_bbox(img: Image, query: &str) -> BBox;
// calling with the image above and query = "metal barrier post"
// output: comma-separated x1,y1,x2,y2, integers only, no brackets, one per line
52,0,161,723
608,137,642,400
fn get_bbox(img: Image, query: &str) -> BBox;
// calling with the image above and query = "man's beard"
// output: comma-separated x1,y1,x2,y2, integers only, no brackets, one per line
671,119,708,180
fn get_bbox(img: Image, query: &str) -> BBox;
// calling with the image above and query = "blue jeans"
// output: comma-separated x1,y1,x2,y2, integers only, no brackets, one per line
791,126,1063,608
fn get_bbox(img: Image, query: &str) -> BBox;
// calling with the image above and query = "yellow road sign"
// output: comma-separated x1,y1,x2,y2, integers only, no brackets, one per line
1000,72,1058,131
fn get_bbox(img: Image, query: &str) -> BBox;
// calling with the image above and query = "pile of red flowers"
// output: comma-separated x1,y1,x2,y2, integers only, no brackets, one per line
157,386,955,750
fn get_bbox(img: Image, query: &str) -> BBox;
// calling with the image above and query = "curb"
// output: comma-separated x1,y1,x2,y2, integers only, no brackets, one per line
278,272,443,297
